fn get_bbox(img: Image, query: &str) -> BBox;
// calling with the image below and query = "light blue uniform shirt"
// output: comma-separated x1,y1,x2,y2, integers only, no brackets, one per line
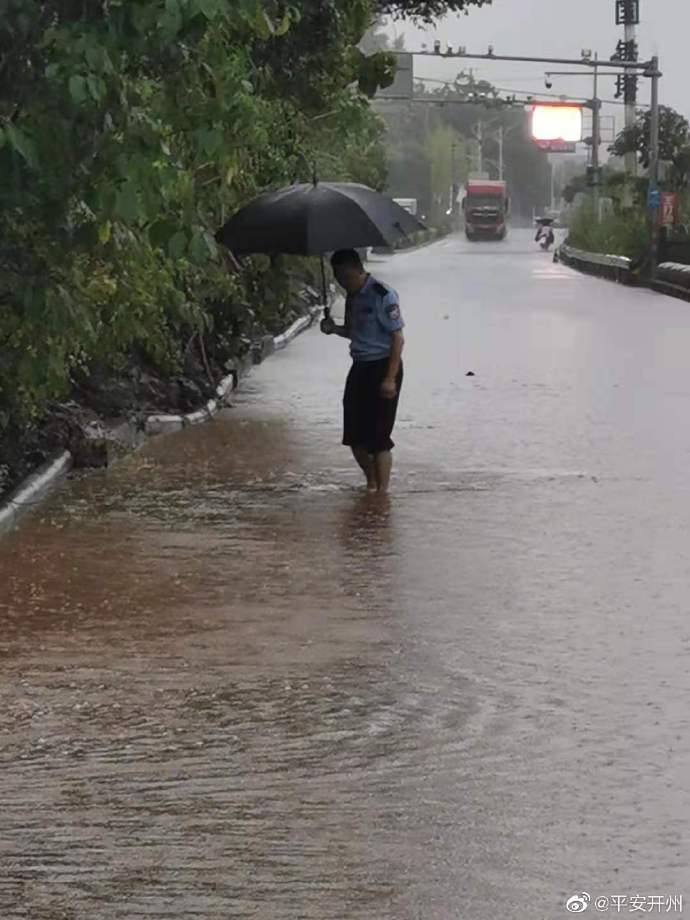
345,275,404,363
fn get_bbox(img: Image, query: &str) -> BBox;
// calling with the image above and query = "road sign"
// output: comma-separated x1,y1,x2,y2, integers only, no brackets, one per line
659,192,677,227
647,187,661,209
535,140,577,153
616,0,640,25
376,52,413,100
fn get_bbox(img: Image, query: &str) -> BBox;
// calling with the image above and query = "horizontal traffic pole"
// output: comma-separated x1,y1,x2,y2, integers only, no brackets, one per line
410,50,658,74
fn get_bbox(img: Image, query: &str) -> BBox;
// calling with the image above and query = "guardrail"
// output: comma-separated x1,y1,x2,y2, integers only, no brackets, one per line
652,262,690,302
557,242,635,284
372,227,443,255
556,243,690,303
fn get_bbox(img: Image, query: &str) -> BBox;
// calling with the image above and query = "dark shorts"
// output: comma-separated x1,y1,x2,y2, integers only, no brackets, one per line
342,358,403,454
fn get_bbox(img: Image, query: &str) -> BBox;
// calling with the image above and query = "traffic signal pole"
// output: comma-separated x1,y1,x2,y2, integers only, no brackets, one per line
413,49,649,71
592,53,601,219
410,47,662,271
624,16,638,176
648,55,661,278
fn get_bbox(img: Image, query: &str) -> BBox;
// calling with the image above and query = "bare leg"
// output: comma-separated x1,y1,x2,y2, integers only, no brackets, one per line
351,447,377,491
374,450,393,493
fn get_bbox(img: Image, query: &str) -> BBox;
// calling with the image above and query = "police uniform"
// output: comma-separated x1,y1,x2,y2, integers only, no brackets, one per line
342,275,404,454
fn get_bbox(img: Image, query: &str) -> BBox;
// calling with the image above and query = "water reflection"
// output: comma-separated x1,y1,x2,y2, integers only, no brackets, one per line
2,234,690,917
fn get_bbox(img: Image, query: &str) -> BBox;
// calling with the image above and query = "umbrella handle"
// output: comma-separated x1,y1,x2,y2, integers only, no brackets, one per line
320,255,329,319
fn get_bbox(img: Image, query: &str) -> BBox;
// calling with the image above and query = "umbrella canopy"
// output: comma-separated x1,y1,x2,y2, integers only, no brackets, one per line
215,182,426,255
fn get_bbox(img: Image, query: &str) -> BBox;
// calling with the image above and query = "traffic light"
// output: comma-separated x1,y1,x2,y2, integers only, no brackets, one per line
586,166,602,187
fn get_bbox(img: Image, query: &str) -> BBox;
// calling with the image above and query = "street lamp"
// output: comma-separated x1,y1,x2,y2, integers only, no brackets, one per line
409,46,662,272
542,62,626,217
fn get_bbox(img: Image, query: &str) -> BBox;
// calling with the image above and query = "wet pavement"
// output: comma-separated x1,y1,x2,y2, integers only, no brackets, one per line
1,230,689,919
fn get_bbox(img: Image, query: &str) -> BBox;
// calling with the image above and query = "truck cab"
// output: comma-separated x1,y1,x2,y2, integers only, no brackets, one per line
462,180,509,241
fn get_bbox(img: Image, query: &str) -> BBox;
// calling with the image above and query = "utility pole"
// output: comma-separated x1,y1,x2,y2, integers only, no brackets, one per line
591,52,601,219
410,46,661,265
544,63,604,217
498,125,504,181
476,119,483,174
648,57,660,192
648,54,661,277
624,17,637,175
450,142,456,218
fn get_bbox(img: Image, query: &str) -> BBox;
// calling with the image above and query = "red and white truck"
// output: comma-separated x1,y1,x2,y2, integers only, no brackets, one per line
462,180,509,241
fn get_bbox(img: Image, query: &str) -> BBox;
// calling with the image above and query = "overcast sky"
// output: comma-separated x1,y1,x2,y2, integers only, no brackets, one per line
394,0,687,144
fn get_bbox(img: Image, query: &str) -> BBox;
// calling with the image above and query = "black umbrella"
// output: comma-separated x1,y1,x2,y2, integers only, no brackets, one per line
215,181,426,316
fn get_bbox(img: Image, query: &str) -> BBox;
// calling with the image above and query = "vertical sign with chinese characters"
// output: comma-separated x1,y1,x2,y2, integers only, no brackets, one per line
659,192,678,228
615,0,640,25
614,0,640,177
612,39,639,103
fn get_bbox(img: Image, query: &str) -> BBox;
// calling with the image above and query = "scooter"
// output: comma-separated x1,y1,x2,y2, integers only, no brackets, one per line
535,218,556,252
537,227,555,251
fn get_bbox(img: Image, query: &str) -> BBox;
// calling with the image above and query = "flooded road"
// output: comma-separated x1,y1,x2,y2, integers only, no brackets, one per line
1,231,689,918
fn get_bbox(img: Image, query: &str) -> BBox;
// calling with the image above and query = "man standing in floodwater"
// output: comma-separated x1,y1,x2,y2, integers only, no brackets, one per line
320,249,405,493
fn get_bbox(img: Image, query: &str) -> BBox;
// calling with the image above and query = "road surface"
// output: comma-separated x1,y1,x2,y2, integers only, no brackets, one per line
1,231,688,919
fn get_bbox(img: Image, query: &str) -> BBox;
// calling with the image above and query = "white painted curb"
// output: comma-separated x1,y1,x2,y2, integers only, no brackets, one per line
0,303,325,536
274,312,314,350
0,451,73,535
144,414,185,436
145,305,323,436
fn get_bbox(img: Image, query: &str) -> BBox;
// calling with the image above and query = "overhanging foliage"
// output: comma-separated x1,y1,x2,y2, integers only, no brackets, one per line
0,0,389,431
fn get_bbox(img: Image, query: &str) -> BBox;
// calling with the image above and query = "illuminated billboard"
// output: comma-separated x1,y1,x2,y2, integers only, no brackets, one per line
531,104,583,144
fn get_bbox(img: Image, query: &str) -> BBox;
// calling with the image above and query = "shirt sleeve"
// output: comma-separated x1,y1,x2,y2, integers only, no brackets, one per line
376,288,404,332
342,296,353,337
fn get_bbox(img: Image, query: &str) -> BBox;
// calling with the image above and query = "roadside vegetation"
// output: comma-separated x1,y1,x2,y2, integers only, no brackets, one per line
0,0,492,496
565,105,690,262
364,21,551,226
567,201,650,263
0,2,383,435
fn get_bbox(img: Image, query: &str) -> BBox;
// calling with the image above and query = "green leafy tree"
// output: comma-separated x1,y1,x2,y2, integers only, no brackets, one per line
609,105,690,190
374,0,491,22
0,0,390,436
378,73,550,222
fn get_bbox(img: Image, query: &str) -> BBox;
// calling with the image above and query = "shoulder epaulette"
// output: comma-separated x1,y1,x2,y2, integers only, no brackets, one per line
372,281,389,297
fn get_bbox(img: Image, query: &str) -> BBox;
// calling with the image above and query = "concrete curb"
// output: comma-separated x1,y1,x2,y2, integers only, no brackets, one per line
0,304,324,537
372,230,446,257
557,242,635,285
144,305,322,436
395,232,447,255
273,311,315,350
652,262,690,303
651,277,690,303
558,244,690,297
0,451,73,535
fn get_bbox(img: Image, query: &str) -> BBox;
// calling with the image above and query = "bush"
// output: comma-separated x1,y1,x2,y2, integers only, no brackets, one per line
568,200,650,262
0,2,387,435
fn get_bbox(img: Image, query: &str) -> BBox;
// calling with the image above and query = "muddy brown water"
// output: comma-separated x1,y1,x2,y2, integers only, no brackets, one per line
1,233,689,918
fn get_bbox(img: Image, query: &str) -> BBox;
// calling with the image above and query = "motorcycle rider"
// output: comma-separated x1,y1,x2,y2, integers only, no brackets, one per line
535,222,555,251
